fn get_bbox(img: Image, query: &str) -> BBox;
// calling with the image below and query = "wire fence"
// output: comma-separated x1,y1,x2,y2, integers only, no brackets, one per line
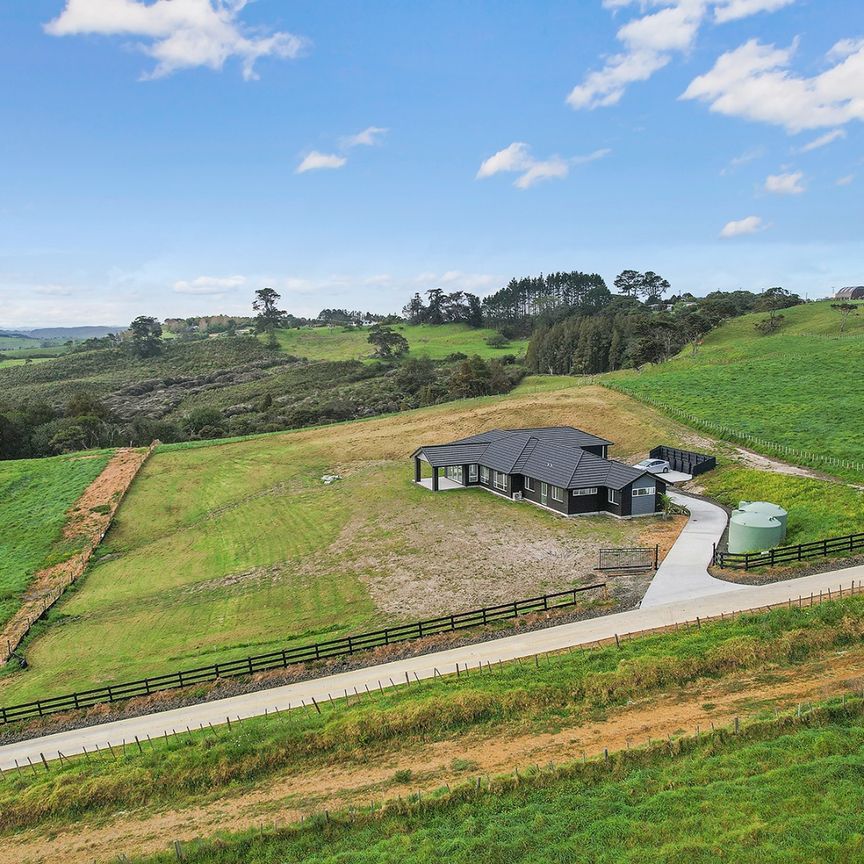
0,583,606,725
602,383,864,476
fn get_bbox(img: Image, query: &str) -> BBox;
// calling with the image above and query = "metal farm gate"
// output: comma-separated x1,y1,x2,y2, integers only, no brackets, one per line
598,546,658,572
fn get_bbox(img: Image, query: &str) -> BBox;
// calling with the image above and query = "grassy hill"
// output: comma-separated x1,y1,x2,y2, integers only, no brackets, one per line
606,301,864,479
0,451,111,627
0,382,688,703
271,323,529,361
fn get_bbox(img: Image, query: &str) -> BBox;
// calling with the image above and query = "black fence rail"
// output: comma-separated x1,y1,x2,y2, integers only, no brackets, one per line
598,546,658,572
0,583,605,726
713,532,864,570
650,445,716,476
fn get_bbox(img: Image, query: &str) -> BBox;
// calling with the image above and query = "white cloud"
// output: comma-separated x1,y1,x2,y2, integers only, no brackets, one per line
836,174,855,186
682,38,864,132
173,274,246,295
296,151,348,173
713,0,795,23
45,0,307,80
720,215,766,237
341,127,388,148
798,129,846,152
567,0,793,111
477,143,609,189
764,170,805,194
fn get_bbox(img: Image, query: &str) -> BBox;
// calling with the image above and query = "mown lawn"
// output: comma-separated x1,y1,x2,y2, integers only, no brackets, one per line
0,384,690,703
0,451,111,627
271,323,529,361
607,300,864,478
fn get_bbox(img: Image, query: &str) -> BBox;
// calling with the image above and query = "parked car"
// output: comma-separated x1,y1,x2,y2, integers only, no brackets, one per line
634,457,671,474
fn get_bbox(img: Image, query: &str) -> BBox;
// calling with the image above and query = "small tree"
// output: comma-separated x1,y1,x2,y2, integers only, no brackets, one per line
640,271,671,301
253,287,287,347
367,324,409,358
128,316,163,358
831,302,858,333
484,332,509,349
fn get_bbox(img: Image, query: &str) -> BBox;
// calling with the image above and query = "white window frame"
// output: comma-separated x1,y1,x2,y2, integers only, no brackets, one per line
494,471,508,491
608,489,621,505
632,486,656,497
480,466,489,484
469,464,478,482
551,485,564,502
524,476,534,492
572,487,598,497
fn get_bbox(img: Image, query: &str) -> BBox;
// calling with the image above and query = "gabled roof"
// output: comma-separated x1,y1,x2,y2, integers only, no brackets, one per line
414,425,651,490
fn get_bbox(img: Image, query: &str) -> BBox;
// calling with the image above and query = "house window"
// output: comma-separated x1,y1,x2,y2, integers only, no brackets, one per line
608,489,621,505
480,466,489,483
469,464,478,482
633,486,655,497
572,487,598,497
551,485,564,502
445,465,463,483
494,471,508,491
524,477,534,492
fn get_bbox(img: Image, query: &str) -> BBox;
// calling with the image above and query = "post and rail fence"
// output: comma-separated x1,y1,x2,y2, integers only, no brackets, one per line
713,531,864,570
0,583,605,726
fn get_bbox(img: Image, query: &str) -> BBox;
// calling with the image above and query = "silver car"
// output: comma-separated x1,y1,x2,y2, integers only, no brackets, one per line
634,457,671,474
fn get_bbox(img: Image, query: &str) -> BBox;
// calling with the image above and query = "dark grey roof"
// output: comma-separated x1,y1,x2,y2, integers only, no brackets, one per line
414,426,649,489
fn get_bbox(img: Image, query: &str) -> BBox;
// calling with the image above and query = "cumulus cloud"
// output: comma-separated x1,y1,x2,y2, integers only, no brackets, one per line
296,151,347,173
44,0,307,80
798,129,846,152
477,143,609,189
567,0,792,110
764,170,805,194
720,215,766,237
173,274,246,294
341,127,388,148
713,0,794,23
681,38,864,132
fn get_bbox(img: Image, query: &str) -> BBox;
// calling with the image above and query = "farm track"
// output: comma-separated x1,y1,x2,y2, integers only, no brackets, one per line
5,645,863,864
0,447,152,664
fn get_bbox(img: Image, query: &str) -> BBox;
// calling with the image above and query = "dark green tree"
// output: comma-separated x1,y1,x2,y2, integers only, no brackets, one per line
128,316,163,358
367,324,409,358
613,270,642,297
253,287,288,346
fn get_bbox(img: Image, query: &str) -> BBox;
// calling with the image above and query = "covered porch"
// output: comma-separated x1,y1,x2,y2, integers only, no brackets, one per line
416,475,464,491
413,453,473,492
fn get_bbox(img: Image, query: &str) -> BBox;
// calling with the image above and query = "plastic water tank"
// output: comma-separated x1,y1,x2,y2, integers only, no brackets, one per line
738,501,788,541
728,510,784,554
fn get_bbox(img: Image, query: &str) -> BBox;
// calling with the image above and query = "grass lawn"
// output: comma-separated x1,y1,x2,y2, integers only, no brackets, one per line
607,300,864,479
271,323,529,361
0,451,111,627
0,384,692,703
0,356,56,369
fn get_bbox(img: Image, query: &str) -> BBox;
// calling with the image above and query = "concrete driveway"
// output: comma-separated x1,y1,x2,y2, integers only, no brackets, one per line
640,490,746,608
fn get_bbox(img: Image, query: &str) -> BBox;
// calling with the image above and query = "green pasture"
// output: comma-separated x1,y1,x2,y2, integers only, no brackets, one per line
0,451,111,627
608,301,864,476
271,323,529,361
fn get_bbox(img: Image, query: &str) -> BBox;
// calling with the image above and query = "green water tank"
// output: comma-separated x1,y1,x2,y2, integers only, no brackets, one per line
728,510,784,554
738,500,788,541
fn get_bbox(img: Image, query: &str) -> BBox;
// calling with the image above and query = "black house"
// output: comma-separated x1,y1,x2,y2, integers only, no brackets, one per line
412,426,666,518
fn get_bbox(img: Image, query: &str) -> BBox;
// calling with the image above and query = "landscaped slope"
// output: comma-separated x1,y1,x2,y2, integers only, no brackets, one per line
0,383,690,703
607,300,864,478
0,451,111,627
271,323,529,361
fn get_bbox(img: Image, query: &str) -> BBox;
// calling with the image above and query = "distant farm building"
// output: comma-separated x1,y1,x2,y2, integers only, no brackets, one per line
835,287,864,300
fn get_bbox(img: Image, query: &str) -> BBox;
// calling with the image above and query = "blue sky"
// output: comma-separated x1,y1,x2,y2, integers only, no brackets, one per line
0,0,862,327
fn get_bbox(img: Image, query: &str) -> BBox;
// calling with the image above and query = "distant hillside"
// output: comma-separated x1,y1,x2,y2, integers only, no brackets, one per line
12,325,126,340
606,300,864,477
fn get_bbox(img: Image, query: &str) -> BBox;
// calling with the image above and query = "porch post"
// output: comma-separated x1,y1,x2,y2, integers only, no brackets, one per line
414,456,421,483
432,466,439,491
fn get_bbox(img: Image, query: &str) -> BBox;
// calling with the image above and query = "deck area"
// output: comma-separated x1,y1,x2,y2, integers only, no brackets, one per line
416,477,464,491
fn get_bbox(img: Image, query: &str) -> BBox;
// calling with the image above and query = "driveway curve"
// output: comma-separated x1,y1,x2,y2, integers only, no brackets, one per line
640,490,747,608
